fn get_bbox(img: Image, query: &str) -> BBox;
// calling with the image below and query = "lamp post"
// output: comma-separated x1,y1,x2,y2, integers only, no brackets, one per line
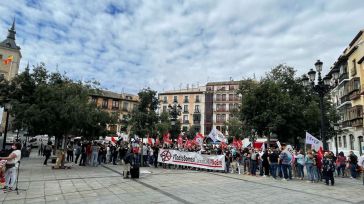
2,101,12,150
302,60,340,150
333,123,339,156
168,102,182,139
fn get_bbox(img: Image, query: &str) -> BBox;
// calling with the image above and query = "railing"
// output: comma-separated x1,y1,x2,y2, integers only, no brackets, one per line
349,90,361,100
111,106,119,110
195,99,200,103
215,108,227,112
183,120,189,124
339,72,348,82
183,99,189,103
183,110,189,113
340,95,350,104
351,118,363,127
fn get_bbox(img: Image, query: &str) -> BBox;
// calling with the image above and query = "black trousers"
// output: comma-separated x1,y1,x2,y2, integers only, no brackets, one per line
75,154,80,163
324,171,334,185
79,153,87,166
67,151,74,162
44,154,50,165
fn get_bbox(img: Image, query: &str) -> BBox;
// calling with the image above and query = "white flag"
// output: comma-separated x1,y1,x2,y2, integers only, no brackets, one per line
208,128,225,142
305,132,322,151
276,141,281,149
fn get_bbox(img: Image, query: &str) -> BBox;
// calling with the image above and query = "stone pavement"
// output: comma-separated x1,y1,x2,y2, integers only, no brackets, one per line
1,152,364,204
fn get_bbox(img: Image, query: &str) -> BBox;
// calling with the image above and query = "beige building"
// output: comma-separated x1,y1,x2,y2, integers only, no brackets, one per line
90,90,139,134
329,29,364,155
0,20,21,80
158,86,206,135
205,81,240,136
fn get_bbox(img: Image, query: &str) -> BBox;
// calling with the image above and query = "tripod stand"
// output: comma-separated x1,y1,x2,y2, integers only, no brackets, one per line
15,161,26,195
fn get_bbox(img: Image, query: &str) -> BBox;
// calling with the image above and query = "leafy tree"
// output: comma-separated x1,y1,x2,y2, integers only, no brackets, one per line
129,88,159,140
223,117,242,139
237,64,337,147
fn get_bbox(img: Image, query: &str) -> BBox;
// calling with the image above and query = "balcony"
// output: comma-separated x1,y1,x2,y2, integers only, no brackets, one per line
111,106,119,110
193,120,200,125
183,110,189,114
340,95,350,104
351,118,363,127
349,90,361,100
183,120,189,124
195,99,200,103
163,100,168,104
183,99,189,103
339,72,348,82
215,120,226,124
122,108,129,112
215,108,228,112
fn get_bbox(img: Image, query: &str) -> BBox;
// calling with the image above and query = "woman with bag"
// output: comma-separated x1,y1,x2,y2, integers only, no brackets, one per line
0,142,22,191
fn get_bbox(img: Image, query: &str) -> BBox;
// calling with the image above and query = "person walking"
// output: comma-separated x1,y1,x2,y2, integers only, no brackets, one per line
43,141,53,165
348,151,358,179
0,142,22,191
323,152,336,186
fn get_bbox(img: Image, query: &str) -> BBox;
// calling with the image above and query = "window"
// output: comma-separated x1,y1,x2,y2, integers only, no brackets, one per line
350,135,355,150
229,94,233,101
195,95,200,102
163,96,167,103
183,115,188,123
91,97,97,104
173,96,178,103
229,85,235,90
221,104,226,111
162,105,167,112
207,86,213,91
222,94,226,101
123,102,129,111
343,136,347,148
184,96,189,103
112,100,119,109
351,59,357,76
216,94,221,101
221,114,226,122
183,105,188,113
216,104,221,111
229,104,234,111
102,99,108,109
338,137,342,148
195,105,200,113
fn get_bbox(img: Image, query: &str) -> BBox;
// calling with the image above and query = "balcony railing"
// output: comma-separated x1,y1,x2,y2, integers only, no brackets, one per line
111,106,119,110
340,95,350,104
351,118,363,127
195,99,200,103
349,90,361,100
193,120,200,125
183,110,189,113
183,120,189,124
215,108,227,112
184,99,189,103
339,72,348,82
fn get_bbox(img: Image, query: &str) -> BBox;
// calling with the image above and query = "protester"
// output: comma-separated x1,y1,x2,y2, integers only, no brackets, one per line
323,151,335,186
279,146,291,181
268,149,279,179
296,150,305,180
74,142,81,164
79,143,87,166
66,142,74,162
250,149,259,176
261,150,269,177
336,151,346,178
43,141,52,166
0,142,22,191
91,142,99,167
348,151,358,179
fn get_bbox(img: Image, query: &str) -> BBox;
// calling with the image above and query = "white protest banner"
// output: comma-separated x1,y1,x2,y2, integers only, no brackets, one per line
276,141,281,149
305,132,322,151
157,149,225,171
243,138,251,148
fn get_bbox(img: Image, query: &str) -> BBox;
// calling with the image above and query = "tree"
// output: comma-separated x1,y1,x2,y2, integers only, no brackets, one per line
237,64,337,147
223,117,242,139
129,88,159,139
6,63,115,149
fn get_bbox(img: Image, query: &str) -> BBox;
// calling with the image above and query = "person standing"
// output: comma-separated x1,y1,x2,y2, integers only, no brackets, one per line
261,150,270,177
323,152,335,186
74,143,81,164
79,143,87,166
336,152,346,177
250,149,259,176
91,142,100,167
268,149,279,179
0,142,22,191
66,142,74,162
296,150,305,180
279,147,290,181
153,145,159,168
38,142,44,156
142,144,148,167
43,141,53,165
348,151,358,179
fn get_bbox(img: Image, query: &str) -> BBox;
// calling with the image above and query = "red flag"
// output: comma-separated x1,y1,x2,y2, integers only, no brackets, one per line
186,139,192,148
111,137,116,143
193,132,204,146
220,141,227,150
177,134,183,146
236,139,243,149
163,133,172,144
147,136,153,145
233,137,238,148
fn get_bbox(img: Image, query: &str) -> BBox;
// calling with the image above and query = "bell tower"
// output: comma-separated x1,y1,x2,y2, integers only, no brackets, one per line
0,19,21,80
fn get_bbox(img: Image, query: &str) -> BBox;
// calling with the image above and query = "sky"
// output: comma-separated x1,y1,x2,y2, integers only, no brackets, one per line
0,0,363,94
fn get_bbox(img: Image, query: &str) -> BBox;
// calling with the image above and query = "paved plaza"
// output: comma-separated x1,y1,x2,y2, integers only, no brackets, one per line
1,153,364,204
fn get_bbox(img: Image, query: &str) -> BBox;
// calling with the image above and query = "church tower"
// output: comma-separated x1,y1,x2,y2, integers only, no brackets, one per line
0,19,21,80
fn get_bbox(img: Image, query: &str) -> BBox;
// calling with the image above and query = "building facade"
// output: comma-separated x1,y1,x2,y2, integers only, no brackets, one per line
329,29,364,155
205,81,240,136
90,90,139,134
0,20,21,81
158,87,206,135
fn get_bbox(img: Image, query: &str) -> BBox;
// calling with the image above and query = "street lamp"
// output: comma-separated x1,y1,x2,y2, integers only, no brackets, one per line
333,123,339,156
301,60,340,150
2,101,12,150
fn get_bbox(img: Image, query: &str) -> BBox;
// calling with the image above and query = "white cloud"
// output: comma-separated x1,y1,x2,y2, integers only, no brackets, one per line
0,0,363,93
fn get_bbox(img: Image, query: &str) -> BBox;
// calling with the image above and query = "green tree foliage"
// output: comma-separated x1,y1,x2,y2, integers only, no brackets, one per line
129,88,159,139
4,63,116,146
238,64,337,145
223,117,242,139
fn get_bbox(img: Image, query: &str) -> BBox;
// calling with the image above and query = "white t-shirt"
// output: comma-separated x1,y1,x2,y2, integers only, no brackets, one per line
7,150,21,168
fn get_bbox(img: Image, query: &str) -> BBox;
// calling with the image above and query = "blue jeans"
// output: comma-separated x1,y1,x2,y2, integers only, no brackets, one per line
351,164,358,178
297,164,304,178
91,152,98,167
270,163,278,178
278,164,283,178
251,160,257,175
281,164,289,179
312,166,319,181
